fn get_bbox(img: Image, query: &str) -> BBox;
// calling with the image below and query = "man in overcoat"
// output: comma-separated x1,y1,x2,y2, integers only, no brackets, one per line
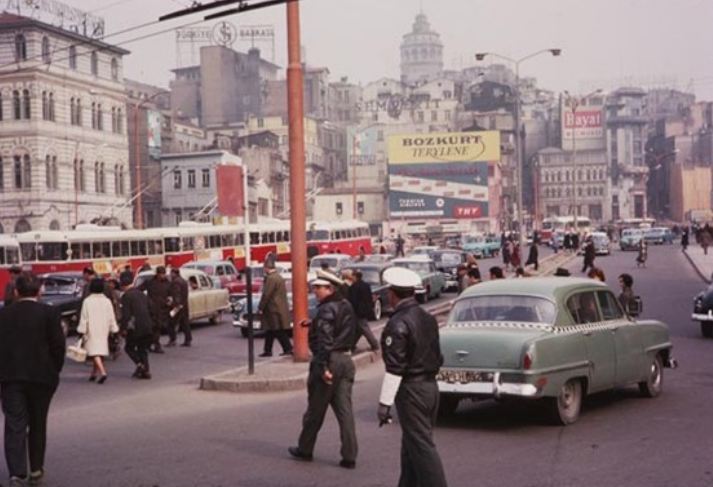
168,268,192,347
258,259,292,357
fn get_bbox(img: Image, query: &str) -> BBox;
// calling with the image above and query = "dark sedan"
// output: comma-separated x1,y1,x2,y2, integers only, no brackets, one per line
39,272,86,335
345,263,393,321
430,249,469,292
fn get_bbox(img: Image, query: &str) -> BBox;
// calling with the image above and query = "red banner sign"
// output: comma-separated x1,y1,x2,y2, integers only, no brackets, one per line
216,165,245,217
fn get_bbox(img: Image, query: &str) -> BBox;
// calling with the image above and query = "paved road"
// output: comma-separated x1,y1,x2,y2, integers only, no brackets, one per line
4,248,712,487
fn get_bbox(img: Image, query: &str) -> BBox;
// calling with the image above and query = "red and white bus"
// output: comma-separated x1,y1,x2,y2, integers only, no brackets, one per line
16,220,372,276
0,235,21,292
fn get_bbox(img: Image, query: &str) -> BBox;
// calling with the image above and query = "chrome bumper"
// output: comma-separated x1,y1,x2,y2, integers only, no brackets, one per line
438,372,540,398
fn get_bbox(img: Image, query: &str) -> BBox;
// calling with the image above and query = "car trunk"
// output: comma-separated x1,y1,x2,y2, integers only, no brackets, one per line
440,326,549,369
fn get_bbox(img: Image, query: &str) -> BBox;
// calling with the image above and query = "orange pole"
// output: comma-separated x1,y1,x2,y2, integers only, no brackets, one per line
287,1,309,362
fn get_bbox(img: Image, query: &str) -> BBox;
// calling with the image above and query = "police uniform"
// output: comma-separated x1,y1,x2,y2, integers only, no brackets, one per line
291,270,358,467
378,267,447,487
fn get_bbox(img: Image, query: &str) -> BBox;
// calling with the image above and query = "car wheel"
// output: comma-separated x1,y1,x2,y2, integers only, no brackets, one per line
546,379,583,425
373,299,383,321
638,354,663,398
701,321,713,338
438,394,460,418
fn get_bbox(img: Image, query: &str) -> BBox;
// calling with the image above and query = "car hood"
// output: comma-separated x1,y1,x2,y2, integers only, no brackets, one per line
440,325,549,369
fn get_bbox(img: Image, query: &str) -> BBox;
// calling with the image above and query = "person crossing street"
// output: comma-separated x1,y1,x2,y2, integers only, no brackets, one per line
168,268,192,347
377,267,448,487
348,270,379,353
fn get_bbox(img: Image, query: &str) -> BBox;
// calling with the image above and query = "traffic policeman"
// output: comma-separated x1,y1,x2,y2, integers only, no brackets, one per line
289,269,358,469
377,267,448,487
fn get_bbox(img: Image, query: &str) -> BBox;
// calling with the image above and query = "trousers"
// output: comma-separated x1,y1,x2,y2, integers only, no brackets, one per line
1,381,56,478
264,329,292,354
169,311,192,344
298,353,358,462
394,380,448,487
352,318,379,351
125,333,152,371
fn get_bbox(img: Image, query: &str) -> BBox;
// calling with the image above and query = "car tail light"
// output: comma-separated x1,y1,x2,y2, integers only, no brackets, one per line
523,352,533,370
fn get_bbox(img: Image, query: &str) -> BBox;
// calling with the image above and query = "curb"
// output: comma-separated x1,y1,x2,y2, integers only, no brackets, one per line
683,249,712,284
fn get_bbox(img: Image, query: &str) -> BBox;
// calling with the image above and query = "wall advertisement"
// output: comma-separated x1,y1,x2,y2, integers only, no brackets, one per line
561,98,605,150
147,110,162,159
387,131,499,219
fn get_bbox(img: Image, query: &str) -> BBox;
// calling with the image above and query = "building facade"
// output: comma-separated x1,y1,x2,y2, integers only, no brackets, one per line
400,13,444,85
0,12,131,233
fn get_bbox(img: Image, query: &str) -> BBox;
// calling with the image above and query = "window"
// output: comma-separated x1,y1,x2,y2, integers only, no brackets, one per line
118,166,125,195
201,168,210,187
417,111,424,123
111,58,119,80
335,202,343,215
12,91,20,119
99,163,105,193
69,46,77,70
48,93,55,121
42,92,48,120
431,110,438,122
566,292,602,324
116,108,123,133
94,162,100,192
42,36,50,64
445,109,452,121
357,201,364,214
14,34,26,62
111,107,116,132
97,104,103,130
597,291,624,321
91,103,96,129
187,169,196,188
45,155,51,189
174,170,182,189
91,52,98,76
22,90,30,119
114,164,119,194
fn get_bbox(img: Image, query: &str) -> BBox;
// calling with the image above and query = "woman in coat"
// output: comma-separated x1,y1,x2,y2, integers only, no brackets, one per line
77,278,119,383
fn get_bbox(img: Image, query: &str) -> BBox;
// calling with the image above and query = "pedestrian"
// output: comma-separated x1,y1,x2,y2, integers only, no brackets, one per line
489,266,504,280
636,239,648,268
356,246,366,262
465,253,478,270
105,278,123,360
587,267,606,282
348,270,380,353
702,225,712,255
77,278,119,383
119,264,134,285
681,228,689,252
395,234,405,257
80,266,96,298
466,268,481,287
377,267,448,487
581,237,596,273
119,273,153,379
289,270,358,469
3,265,22,306
563,232,572,253
525,240,539,271
258,258,293,357
618,273,636,313
168,268,192,347
456,265,468,295
510,242,522,269
502,238,511,270
0,272,65,486
141,266,171,353
572,232,581,252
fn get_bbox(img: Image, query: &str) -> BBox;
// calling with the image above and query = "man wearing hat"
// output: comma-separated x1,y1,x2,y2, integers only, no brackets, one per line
3,265,22,307
257,256,292,357
377,267,447,487
140,266,171,353
168,267,191,347
119,273,153,379
289,269,358,469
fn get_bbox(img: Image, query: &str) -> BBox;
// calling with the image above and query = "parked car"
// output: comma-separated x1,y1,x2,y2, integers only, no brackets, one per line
363,254,392,265
229,262,291,299
309,254,354,273
182,260,241,294
232,274,318,337
343,262,394,320
644,227,674,245
437,277,676,425
391,256,445,303
136,268,230,325
577,232,611,256
620,228,645,251
692,284,713,337
39,272,85,336
430,249,469,292
462,235,500,258
549,230,565,250
411,245,440,257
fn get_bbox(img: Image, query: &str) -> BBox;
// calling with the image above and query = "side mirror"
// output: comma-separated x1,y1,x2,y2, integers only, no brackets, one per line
627,296,643,317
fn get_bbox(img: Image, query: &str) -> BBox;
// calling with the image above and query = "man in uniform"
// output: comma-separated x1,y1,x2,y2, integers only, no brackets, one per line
289,269,358,469
168,267,192,347
141,266,171,353
377,267,447,487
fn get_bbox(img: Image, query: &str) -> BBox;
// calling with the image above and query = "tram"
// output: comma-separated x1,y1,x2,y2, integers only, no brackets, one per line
0,235,21,292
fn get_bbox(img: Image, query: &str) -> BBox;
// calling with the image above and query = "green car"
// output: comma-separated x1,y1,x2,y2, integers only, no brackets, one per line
391,256,446,303
437,277,676,425
462,235,501,258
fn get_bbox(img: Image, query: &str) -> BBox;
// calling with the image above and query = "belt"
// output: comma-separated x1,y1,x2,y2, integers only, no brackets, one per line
402,374,436,383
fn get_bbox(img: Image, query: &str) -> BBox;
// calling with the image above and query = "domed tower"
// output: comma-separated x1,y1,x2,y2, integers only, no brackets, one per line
400,12,444,85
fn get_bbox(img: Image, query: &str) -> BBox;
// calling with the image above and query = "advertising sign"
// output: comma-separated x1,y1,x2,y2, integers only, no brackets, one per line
347,126,384,166
147,110,162,158
388,131,499,219
216,165,245,217
561,98,605,150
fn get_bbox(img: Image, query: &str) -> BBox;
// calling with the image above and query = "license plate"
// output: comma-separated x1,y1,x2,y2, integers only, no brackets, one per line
437,370,494,384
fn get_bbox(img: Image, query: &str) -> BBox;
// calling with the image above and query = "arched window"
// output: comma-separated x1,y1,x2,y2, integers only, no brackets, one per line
13,91,20,120
23,154,31,189
48,93,55,121
97,104,103,130
111,107,116,132
79,159,86,192
119,166,125,195
91,52,98,76
76,98,82,125
49,220,60,231
42,36,50,64
94,162,100,192
14,34,26,61
14,219,31,233
42,91,48,120
52,156,58,190
111,58,119,80
13,155,22,189
117,108,123,134
45,155,51,188
69,46,77,70
99,162,105,193
91,102,96,129
22,89,30,119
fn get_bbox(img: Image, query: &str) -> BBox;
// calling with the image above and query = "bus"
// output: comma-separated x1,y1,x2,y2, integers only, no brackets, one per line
0,235,21,292
16,220,373,276
541,216,592,241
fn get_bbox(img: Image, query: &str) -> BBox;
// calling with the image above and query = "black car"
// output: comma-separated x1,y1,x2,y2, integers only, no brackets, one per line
39,272,86,336
345,263,393,321
429,249,468,292
692,284,713,337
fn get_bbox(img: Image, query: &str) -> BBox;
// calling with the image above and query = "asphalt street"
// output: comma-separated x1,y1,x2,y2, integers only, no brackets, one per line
2,247,712,487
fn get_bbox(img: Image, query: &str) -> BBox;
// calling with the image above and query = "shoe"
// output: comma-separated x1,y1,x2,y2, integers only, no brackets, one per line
29,469,44,484
279,350,293,356
339,460,356,469
288,447,313,462
259,352,273,358
97,375,107,384
166,340,176,347
180,342,191,347
9,476,27,486
88,375,97,382
139,371,152,380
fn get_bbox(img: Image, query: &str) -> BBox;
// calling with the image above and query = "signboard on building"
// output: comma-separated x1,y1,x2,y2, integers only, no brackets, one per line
347,126,384,166
147,110,162,158
561,98,605,151
216,165,245,217
387,131,499,219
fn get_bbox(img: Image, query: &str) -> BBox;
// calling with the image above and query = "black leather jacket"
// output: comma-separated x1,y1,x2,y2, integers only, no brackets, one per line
381,297,443,378
309,294,357,370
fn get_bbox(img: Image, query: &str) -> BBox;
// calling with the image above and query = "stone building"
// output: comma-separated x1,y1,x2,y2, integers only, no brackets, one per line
400,13,444,85
0,12,131,232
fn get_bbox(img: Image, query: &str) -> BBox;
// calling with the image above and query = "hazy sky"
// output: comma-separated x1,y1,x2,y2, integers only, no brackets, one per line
28,0,713,99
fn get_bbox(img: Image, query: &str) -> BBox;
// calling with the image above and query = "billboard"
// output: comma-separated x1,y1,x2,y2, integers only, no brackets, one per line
561,98,605,150
147,110,162,159
216,165,245,217
347,126,384,166
388,131,500,219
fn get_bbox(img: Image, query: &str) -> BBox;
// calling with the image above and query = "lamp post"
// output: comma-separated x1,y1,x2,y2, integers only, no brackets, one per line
475,49,561,249
132,91,169,229
563,89,602,231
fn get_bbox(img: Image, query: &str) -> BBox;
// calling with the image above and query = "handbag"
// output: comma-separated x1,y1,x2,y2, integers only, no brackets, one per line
66,336,87,363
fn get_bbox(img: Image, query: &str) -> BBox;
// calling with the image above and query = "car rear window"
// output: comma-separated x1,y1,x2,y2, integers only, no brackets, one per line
451,295,556,324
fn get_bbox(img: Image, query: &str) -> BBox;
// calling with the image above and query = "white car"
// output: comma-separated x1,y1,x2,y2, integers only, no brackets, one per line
135,268,230,325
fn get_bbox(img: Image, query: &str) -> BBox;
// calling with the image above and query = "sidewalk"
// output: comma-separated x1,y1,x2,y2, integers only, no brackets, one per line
199,250,577,394
683,246,713,284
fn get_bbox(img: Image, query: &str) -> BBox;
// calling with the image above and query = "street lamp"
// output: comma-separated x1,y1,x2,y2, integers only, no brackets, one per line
475,49,561,250
563,88,602,231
